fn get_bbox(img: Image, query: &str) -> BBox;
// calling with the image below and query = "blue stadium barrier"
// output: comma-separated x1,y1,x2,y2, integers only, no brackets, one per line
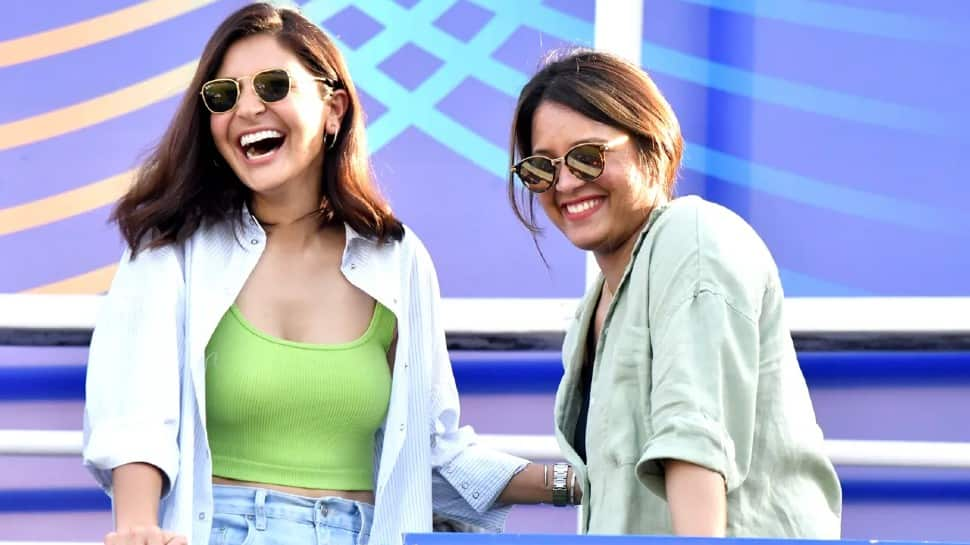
2,478,970,513
3,352,970,400
0,365,86,401
402,536,970,545
4,352,970,514
0,488,108,512
453,352,970,393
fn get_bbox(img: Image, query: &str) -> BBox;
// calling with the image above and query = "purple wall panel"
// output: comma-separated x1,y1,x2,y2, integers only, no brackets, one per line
373,127,585,298
0,512,112,541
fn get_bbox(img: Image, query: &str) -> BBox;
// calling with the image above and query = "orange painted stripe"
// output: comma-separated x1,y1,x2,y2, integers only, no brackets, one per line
0,61,197,151
0,0,219,67
0,170,135,236
25,264,119,294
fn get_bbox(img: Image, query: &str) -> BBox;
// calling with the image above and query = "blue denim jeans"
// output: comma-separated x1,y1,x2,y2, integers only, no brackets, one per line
210,485,374,545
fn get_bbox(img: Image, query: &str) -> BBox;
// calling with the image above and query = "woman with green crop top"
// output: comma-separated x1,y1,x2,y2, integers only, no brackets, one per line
205,302,397,494
82,5,583,545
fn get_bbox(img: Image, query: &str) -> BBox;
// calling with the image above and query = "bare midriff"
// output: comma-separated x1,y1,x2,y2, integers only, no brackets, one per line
212,476,376,504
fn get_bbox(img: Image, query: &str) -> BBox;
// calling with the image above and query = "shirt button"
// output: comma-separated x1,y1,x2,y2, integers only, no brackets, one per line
473,491,480,499
350,263,356,269
198,512,206,520
250,238,258,245
399,423,405,431
460,482,469,489
320,505,328,516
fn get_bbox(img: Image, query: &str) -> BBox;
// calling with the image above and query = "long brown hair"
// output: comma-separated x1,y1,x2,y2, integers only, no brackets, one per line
508,49,684,234
114,3,403,254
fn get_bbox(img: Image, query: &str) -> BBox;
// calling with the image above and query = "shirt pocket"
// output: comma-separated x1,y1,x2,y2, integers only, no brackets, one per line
601,324,652,465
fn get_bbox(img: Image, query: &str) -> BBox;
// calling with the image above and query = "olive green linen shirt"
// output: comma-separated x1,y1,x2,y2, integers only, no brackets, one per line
555,196,841,537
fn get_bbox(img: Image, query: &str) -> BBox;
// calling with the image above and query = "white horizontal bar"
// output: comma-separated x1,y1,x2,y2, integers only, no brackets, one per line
479,433,563,460
2,294,970,334
0,294,102,331
443,298,578,333
784,297,970,333
0,429,82,456
5,430,970,469
825,439,970,468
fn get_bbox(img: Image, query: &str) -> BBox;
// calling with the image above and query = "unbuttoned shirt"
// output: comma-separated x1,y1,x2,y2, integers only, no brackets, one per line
555,196,842,537
83,211,527,545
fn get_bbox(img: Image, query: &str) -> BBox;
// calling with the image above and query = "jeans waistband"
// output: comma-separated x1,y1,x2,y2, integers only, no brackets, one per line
212,484,373,534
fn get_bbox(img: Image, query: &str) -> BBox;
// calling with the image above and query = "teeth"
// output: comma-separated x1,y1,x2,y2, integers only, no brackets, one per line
245,147,276,160
565,199,602,215
239,129,283,148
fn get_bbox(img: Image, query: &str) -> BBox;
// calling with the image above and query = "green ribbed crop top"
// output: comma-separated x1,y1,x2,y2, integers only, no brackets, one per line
204,302,394,491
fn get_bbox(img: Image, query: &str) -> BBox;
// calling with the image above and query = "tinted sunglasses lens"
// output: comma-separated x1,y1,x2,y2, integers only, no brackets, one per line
565,144,605,181
254,70,290,102
517,158,556,192
202,80,238,113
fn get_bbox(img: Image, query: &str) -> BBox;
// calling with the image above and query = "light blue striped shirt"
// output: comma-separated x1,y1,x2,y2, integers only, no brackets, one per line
83,211,527,545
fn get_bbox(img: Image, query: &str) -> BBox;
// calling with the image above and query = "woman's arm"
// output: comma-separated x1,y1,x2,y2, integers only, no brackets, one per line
82,246,186,543
112,463,164,528
105,463,186,545
664,460,726,536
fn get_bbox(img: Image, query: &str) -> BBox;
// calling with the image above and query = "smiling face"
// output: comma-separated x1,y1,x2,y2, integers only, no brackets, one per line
208,33,345,199
531,100,660,256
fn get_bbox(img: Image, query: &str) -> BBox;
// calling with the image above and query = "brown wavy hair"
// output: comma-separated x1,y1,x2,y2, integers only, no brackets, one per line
114,3,403,255
508,49,684,234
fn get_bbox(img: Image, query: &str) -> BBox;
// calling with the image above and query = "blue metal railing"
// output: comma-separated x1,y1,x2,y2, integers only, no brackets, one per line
3,352,970,400
4,351,970,513
401,535,970,545
4,478,970,514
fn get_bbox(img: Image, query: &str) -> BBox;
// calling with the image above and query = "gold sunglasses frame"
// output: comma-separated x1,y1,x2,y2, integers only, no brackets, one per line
512,134,630,193
200,68,337,114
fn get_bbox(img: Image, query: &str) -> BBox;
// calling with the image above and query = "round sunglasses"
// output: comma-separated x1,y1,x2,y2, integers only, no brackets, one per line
200,68,337,114
511,135,629,193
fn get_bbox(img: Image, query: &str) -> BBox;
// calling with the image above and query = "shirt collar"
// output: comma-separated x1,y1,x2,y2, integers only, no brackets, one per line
343,222,372,247
236,204,373,251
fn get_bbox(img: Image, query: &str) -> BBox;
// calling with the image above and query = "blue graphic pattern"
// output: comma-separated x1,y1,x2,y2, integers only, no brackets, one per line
1,0,967,296
305,0,969,296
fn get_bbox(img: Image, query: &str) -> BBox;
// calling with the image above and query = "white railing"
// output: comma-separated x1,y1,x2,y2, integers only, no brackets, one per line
4,429,970,469
3,293,970,545
3,294,970,334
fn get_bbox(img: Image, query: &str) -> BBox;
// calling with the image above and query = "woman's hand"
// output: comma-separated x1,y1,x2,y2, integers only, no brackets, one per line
109,464,176,545
104,527,187,545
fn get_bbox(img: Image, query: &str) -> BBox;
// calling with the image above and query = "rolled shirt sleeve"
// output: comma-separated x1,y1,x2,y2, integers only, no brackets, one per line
636,288,760,498
433,440,528,530
412,237,528,529
632,200,767,499
82,246,184,498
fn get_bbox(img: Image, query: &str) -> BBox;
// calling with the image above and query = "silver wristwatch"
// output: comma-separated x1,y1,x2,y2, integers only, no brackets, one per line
551,463,570,506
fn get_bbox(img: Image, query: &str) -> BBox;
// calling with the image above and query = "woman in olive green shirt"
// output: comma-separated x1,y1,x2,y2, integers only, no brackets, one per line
507,49,842,537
